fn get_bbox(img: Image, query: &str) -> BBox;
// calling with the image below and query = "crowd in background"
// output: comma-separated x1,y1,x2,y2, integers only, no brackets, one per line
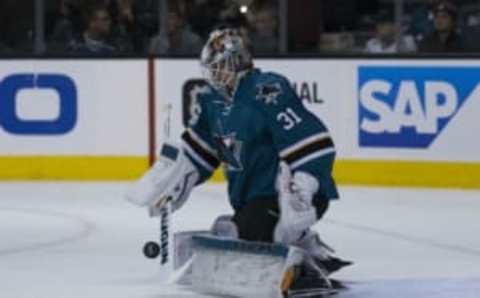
1,0,480,56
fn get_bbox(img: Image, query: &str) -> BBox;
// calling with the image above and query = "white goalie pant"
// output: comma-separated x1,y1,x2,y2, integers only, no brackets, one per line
273,162,335,261
125,142,199,213
274,162,317,245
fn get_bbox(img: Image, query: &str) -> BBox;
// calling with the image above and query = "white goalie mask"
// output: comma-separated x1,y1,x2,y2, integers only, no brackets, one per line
200,28,253,99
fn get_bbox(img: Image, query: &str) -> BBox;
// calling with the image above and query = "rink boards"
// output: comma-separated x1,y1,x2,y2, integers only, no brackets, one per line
0,58,479,188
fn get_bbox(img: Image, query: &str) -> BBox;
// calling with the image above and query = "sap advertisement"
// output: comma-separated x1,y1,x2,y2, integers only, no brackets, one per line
355,63,480,161
359,66,477,148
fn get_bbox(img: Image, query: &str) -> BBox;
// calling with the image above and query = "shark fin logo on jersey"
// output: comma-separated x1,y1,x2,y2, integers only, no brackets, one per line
256,82,282,105
213,120,243,170
358,66,480,148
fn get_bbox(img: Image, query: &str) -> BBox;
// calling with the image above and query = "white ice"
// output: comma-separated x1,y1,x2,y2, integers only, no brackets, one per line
1,182,479,298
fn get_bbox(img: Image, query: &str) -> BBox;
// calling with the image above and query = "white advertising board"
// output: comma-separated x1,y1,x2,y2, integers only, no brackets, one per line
0,58,477,184
156,59,480,163
0,60,148,155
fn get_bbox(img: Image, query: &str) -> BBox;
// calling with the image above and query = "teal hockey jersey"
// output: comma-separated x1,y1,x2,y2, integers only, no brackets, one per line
181,68,338,211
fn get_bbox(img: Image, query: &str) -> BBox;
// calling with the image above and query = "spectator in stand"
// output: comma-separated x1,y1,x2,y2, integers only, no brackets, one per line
47,0,83,53
130,0,159,52
188,0,227,40
109,0,138,53
70,4,116,55
250,5,279,54
365,10,416,53
217,2,252,42
407,0,437,43
0,0,34,53
0,6,13,53
418,1,465,53
149,9,203,55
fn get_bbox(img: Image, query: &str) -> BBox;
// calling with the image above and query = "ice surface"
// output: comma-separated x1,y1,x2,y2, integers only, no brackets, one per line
1,182,479,297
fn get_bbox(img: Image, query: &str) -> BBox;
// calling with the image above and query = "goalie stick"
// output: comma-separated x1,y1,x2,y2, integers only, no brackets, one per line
158,104,174,269
143,104,175,273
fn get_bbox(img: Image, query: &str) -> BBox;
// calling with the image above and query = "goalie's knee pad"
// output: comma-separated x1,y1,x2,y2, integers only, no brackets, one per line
211,214,238,238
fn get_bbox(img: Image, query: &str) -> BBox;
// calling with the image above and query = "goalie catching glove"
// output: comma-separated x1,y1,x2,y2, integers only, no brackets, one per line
125,143,199,213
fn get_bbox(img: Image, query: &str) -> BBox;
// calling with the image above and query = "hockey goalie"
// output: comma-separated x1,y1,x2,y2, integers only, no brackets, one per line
126,27,352,297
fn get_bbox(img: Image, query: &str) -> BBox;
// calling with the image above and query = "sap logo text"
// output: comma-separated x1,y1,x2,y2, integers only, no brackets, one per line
0,73,77,135
361,80,457,134
358,67,478,148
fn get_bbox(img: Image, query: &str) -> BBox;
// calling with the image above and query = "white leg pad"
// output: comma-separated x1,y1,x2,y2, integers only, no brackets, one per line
173,235,304,298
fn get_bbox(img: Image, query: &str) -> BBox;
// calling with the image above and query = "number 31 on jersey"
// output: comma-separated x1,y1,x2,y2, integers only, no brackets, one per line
277,108,302,130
